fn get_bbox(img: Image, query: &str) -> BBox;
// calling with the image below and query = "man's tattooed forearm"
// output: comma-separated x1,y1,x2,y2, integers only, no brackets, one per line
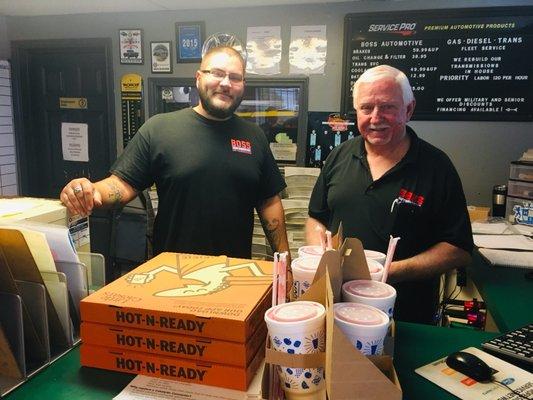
261,217,283,251
106,182,123,208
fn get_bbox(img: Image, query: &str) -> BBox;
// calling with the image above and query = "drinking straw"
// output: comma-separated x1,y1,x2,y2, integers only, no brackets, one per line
325,230,332,250
277,252,288,306
315,225,326,251
272,252,279,306
381,235,401,283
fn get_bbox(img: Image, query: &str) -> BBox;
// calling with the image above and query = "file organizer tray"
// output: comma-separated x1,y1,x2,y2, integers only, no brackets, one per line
40,271,73,350
55,261,89,339
0,290,49,397
77,251,106,291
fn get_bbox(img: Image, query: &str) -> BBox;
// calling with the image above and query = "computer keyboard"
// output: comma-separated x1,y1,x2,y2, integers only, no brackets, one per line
481,323,533,368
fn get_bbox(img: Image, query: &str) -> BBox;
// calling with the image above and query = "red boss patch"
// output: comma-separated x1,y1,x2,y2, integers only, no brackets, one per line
231,139,252,154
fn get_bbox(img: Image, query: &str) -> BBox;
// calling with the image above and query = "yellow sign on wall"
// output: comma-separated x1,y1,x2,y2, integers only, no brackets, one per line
59,97,88,109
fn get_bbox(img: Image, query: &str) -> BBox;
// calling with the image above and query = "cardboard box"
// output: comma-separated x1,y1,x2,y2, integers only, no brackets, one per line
0,197,90,252
80,321,267,367
80,341,265,391
467,205,490,222
263,238,402,399
80,253,273,342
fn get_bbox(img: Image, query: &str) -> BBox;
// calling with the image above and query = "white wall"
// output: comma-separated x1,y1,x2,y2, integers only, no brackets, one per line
4,0,533,205
0,17,9,59
0,60,17,195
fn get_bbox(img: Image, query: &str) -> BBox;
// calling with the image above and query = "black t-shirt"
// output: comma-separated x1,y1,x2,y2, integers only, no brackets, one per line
111,108,286,258
309,127,473,323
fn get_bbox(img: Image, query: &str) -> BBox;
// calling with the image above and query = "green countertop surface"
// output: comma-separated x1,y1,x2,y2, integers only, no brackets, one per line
4,251,531,399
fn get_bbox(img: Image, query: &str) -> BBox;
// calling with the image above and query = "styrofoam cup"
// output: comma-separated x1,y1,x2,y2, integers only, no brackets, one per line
364,249,387,265
342,280,397,318
292,256,321,297
366,258,384,282
334,302,389,355
298,245,324,258
265,301,326,399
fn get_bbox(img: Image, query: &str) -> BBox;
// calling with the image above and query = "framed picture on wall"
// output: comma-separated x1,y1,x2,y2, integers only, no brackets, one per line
119,29,144,64
150,41,172,73
175,21,205,63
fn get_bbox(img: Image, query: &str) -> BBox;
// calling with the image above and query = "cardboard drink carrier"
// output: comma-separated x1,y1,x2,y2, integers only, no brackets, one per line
263,236,402,400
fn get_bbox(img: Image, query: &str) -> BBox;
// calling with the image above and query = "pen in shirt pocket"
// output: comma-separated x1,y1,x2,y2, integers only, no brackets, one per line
390,188,425,212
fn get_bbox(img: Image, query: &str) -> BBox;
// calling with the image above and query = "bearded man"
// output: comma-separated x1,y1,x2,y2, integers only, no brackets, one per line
61,46,290,260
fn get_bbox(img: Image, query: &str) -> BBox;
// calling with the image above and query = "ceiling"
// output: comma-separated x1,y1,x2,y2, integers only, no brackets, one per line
0,0,354,17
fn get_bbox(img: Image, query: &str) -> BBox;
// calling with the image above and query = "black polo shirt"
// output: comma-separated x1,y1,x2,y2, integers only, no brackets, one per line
112,108,286,259
309,127,473,323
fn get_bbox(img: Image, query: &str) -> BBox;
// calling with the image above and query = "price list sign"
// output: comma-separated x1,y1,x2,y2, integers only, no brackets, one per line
341,7,533,121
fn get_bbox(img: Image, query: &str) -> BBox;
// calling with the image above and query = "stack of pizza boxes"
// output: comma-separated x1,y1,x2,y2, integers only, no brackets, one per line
80,252,273,391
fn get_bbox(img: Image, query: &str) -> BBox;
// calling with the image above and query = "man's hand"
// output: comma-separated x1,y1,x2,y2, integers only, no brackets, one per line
60,178,102,217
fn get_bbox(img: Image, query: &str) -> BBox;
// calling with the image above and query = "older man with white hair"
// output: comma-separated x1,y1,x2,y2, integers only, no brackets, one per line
306,65,473,324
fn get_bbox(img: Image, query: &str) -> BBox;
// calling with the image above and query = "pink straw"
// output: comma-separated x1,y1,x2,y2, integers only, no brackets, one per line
326,230,332,250
315,225,326,251
381,235,400,283
272,252,279,306
277,252,288,305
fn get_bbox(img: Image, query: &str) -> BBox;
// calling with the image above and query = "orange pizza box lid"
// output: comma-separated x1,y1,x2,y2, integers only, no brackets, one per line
80,252,273,342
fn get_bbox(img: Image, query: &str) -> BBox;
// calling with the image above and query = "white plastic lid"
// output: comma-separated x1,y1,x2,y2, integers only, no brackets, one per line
292,256,321,271
298,245,324,256
367,259,382,273
344,280,393,298
364,249,386,259
334,303,388,326
266,301,323,323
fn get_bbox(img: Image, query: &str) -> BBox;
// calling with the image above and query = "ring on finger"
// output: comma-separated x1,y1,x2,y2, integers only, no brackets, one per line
73,186,83,194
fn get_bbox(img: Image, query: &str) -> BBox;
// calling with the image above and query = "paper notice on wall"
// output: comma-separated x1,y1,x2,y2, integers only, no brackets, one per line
61,122,88,162
289,25,327,75
246,26,282,75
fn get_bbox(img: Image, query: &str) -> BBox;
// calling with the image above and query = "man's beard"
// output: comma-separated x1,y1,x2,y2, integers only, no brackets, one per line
198,87,243,119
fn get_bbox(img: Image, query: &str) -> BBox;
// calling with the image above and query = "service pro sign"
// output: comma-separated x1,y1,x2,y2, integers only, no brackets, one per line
61,122,89,162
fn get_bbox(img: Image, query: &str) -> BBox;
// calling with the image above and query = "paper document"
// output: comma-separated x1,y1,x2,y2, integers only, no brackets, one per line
114,361,264,400
473,234,533,251
479,248,533,269
471,222,511,235
416,347,533,400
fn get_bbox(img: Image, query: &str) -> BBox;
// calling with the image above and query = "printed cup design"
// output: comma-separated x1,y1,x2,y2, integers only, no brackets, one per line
265,301,326,398
364,249,386,265
291,256,321,297
297,245,324,258
342,280,397,317
334,302,389,356
366,258,384,282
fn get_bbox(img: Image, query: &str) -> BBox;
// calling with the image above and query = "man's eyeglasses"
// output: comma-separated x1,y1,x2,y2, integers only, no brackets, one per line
200,68,244,84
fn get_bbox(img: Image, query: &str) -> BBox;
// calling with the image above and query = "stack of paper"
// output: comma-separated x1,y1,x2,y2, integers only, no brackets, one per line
473,233,533,269
251,212,272,261
250,167,320,260
284,167,320,256
284,167,320,200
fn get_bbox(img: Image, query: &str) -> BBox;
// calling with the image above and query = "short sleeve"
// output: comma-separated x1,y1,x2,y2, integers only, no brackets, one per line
308,167,331,226
110,126,153,191
431,159,473,253
256,129,286,202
